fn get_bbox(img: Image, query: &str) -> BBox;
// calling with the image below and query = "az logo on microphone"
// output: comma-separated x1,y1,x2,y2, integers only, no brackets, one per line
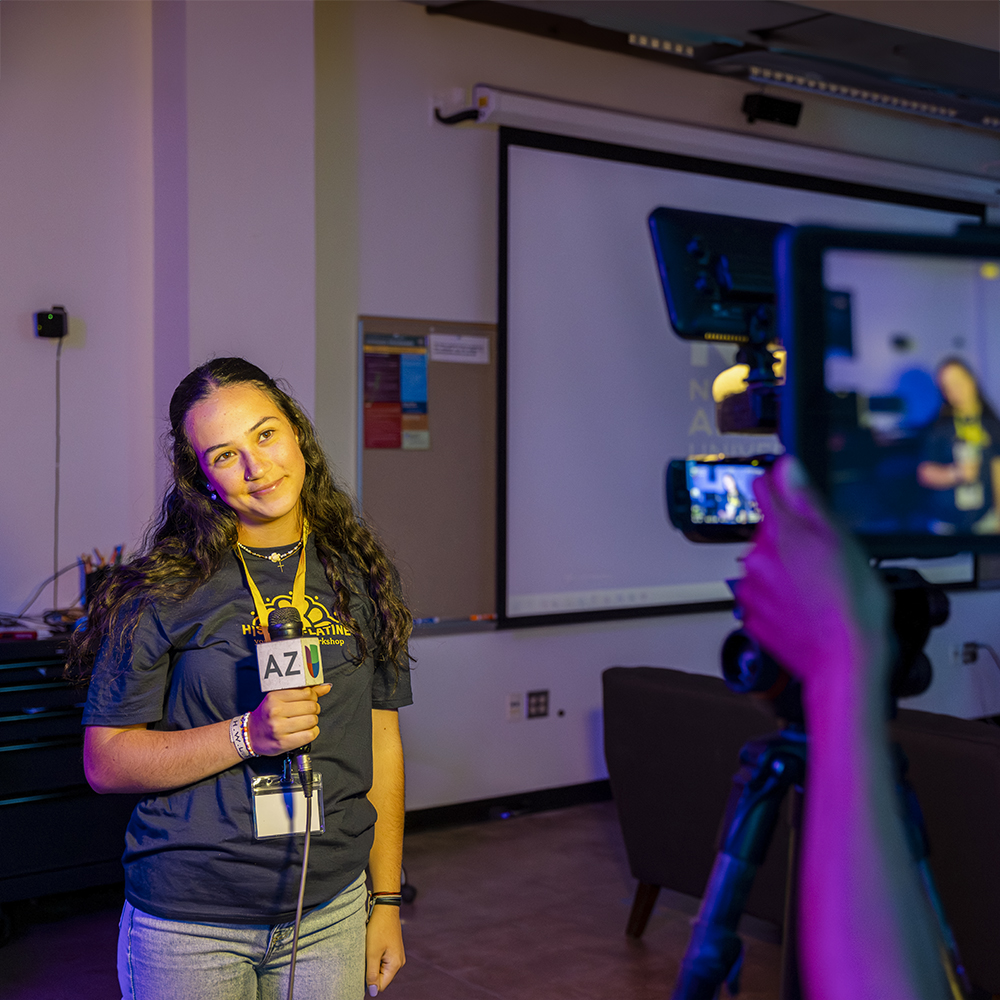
257,637,325,692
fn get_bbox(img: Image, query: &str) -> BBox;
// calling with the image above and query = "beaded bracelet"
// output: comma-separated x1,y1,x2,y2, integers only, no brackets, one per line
230,712,258,760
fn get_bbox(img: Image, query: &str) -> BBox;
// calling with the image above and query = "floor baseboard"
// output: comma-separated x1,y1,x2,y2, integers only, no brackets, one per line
404,779,612,832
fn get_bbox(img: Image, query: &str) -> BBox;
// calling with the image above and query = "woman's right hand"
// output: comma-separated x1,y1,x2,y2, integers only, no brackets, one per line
917,459,966,489
247,684,332,756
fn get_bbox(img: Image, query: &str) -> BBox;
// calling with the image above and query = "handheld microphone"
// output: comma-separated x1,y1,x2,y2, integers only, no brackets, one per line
266,608,315,799
256,607,325,692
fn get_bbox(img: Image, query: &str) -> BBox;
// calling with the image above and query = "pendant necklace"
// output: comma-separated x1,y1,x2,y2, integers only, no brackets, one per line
236,539,303,571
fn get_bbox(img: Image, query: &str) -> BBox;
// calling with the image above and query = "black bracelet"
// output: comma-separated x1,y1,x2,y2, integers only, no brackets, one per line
366,891,403,922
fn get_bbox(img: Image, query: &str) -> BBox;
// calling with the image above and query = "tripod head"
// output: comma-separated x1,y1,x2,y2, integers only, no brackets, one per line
722,567,949,726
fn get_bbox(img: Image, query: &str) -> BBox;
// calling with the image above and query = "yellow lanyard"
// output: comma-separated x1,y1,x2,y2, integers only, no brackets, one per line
235,523,309,641
954,413,990,449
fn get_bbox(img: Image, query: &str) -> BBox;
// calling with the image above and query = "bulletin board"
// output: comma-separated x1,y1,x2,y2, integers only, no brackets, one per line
359,316,496,622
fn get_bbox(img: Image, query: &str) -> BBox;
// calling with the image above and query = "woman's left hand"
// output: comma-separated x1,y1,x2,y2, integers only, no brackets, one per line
365,904,405,995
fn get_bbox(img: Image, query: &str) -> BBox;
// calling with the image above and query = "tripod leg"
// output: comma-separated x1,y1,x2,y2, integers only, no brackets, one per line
672,733,806,1000
672,853,755,1000
894,746,972,999
779,787,803,1000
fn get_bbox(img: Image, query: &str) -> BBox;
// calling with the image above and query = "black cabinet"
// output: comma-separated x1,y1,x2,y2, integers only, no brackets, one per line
0,640,139,901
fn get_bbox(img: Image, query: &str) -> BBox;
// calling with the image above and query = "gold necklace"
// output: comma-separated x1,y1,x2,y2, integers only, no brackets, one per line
236,539,303,570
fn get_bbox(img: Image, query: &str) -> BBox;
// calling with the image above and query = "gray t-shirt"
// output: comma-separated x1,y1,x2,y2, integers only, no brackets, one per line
82,543,412,924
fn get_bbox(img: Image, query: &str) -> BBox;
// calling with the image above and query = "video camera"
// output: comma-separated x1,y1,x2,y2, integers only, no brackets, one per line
652,206,1000,560
651,207,1000,706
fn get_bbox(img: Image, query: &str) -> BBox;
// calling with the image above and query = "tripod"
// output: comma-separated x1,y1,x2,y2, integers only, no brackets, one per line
671,569,971,1000
670,726,805,1000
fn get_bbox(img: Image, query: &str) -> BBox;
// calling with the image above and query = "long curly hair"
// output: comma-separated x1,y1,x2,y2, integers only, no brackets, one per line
67,357,411,681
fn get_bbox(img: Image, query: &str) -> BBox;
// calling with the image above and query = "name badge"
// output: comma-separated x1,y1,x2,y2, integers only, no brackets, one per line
251,773,325,839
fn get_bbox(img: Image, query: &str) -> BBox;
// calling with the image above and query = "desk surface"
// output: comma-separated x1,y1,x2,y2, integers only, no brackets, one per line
0,638,67,663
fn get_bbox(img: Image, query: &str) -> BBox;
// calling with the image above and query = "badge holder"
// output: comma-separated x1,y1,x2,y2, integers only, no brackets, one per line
251,765,324,840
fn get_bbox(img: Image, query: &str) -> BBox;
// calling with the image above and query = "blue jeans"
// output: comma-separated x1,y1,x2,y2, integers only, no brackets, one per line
118,873,367,1000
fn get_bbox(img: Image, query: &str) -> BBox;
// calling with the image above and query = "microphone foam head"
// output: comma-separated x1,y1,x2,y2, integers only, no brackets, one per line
268,606,303,638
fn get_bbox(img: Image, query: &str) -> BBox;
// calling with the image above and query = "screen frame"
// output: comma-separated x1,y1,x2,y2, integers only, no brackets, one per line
779,225,1000,558
498,126,987,628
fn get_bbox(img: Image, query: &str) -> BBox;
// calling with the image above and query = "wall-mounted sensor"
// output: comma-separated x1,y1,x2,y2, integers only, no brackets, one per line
35,305,68,338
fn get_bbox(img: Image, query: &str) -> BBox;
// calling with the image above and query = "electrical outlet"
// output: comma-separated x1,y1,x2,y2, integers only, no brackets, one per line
953,642,980,665
505,692,524,722
526,689,549,719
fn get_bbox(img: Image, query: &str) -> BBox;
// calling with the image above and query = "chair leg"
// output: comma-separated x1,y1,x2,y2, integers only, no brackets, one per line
625,882,661,938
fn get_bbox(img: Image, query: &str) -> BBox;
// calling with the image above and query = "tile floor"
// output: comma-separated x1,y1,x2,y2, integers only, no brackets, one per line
0,801,782,999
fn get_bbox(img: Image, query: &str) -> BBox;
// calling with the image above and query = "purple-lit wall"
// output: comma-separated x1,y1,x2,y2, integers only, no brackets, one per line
1,0,999,810
0,1,155,615
0,0,316,617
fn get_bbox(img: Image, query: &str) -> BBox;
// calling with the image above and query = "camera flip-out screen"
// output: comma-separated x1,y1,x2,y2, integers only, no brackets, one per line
688,461,765,528
781,227,1000,557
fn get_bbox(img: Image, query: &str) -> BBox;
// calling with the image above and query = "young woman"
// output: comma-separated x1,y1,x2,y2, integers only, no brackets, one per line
917,357,1000,534
68,357,412,1000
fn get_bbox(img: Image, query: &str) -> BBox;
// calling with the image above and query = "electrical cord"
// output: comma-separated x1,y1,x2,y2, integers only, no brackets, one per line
264,607,317,1000
976,643,1000,673
1,609,80,628
16,561,81,618
0,567,84,632
434,107,479,125
53,336,63,609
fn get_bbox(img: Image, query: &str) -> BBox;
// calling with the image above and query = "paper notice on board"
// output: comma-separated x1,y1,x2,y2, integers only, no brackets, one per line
400,352,428,403
401,402,430,450
364,402,402,449
429,334,489,364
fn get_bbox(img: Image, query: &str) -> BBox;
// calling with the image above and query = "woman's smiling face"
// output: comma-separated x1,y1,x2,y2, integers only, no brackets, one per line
184,383,307,544
938,362,980,415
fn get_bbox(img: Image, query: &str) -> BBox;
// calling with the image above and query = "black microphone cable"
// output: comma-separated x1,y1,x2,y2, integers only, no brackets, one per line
287,787,312,1000
287,740,314,1000
267,606,315,1000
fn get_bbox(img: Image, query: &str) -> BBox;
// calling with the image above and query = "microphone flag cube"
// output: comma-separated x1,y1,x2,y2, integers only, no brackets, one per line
257,636,325,692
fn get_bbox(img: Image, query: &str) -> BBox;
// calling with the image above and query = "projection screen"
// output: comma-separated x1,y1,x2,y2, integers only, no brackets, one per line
500,128,984,625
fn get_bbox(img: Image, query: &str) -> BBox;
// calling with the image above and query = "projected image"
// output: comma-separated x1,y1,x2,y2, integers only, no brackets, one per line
687,462,764,526
823,252,1000,536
